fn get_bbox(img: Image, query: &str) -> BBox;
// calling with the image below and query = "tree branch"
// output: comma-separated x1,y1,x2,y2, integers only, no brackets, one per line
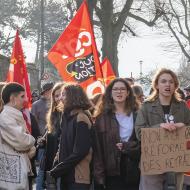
0,32,14,50
93,20,101,27
128,8,163,27
164,14,190,60
123,24,137,36
114,0,134,34
95,6,103,22
168,0,186,36
180,0,190,41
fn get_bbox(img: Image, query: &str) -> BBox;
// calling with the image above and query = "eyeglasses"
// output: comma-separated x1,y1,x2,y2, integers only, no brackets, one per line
112,88,127,92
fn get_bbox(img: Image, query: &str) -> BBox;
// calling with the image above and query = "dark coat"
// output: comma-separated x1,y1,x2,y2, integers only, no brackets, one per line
50,109,93,186
30,113,41,178
44,111,62,171
93,111,140,186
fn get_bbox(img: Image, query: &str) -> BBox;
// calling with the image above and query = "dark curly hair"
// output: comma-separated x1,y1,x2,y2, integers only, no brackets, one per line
99,78,139,116
61,83,91,112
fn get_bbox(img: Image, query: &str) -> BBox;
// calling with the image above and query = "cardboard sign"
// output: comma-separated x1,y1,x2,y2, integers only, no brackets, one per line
141,127,190,175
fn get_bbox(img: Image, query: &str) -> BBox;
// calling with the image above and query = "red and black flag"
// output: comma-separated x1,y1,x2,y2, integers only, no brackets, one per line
48,1,104,97
101,57,116,86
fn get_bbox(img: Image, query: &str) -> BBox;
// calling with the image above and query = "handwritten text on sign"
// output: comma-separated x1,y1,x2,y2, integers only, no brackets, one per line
141,127,190,175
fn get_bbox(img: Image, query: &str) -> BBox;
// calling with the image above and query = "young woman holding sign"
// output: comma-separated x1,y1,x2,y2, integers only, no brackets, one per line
135,68,190,190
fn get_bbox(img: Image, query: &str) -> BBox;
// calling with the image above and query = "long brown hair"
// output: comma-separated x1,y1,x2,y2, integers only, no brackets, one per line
147,68,181,102
60,83,91,113
98,78,139,116
46,82,65,133
90,93,103,118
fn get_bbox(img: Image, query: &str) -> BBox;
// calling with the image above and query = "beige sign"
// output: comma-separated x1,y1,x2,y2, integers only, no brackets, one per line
141,127,190,175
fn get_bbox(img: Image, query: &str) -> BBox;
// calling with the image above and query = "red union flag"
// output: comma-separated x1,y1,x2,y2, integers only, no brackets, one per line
6,30,32,133
48,0,104,97
101,57,116,86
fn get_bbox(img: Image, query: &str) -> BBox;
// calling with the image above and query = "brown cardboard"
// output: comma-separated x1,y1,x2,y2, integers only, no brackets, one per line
141,127,190,175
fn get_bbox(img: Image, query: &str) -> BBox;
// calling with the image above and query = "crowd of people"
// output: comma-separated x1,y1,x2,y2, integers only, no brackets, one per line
0,68,190,190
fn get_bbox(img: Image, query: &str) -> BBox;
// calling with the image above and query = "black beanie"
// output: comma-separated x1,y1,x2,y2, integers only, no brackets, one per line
1,82,25,104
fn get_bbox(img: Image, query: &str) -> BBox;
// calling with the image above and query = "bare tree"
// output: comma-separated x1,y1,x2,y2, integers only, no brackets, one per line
178,56,190,87
155,0,190,61
68,0,163,76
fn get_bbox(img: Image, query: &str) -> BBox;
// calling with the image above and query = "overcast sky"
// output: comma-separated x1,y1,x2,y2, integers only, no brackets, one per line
118,25,183,78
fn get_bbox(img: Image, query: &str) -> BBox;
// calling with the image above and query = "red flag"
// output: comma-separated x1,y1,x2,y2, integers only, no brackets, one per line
101,57,116,86
48,1,104,97
6,30,32,133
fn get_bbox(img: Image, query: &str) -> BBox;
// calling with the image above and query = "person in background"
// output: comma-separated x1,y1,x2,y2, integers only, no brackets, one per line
0,82,6,112
32,82,54,190
50,83,93,190
184,85,190,108
32,89,40,103
135,68,190,190
132,84,145,104
28,112,41,190
0,82,36,189
32,82,54,136
177,88,185,100
124,77,135,86
93,78,140,190
183,85,190,190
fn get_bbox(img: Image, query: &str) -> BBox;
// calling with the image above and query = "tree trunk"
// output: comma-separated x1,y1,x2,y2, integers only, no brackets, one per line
102,26,119,76
76,0,96,21
100,0,120,76
34,28,41,66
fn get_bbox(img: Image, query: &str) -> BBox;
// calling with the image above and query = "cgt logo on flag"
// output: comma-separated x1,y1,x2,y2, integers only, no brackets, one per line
62,30,92,60
66,54,95,82
48,1,105,97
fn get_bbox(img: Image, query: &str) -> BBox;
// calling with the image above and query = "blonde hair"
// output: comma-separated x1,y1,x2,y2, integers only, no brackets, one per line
147,68,181,102
46,82,65,133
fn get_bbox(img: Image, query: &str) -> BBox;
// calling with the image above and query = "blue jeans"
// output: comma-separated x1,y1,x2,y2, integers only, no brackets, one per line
36,148,45,190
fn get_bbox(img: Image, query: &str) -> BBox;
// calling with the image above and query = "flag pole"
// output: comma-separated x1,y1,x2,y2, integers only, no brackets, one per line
40,0,45,88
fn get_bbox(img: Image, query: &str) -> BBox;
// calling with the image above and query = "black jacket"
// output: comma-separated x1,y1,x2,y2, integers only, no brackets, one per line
30,113,41,178
44,111,62,171
50,109,93,185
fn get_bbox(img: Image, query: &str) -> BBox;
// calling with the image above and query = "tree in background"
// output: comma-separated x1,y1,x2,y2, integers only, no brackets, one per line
155,0,190,61
3,0,190,78
178,56,190,87
0,0,28,54
71,0,163,76
19,0,68,70
0,0,68,78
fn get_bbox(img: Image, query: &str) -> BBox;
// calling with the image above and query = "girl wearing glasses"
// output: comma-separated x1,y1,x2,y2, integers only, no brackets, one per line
93,78,140,190
135,68,190,190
